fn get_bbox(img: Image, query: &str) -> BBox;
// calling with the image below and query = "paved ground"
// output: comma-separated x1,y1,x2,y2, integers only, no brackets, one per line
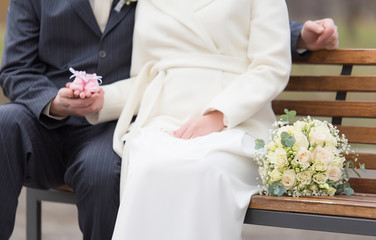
9,187,376,240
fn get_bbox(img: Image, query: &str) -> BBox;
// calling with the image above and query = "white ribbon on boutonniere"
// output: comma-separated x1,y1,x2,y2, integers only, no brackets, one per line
114,0,137,12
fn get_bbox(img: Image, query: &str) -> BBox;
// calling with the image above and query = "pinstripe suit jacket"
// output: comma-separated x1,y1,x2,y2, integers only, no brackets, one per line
0,0,136,128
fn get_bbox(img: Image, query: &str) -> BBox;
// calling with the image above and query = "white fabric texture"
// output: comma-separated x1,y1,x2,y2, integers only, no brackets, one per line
112,128,259,240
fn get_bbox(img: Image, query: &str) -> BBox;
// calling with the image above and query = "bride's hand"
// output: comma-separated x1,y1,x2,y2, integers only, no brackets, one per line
173,110,225,139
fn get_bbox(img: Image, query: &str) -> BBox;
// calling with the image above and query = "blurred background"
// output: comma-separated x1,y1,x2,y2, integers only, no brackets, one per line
1,0,376,239
287,0,376,48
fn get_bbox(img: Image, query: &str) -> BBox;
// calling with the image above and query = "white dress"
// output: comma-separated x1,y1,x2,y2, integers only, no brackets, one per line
112,128,259,239
85,0,291,239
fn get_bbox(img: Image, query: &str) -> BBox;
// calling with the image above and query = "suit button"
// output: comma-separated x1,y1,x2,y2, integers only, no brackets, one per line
99,50,107,58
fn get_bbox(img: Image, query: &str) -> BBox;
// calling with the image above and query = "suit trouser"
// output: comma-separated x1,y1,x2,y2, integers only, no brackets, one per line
0,103,121,240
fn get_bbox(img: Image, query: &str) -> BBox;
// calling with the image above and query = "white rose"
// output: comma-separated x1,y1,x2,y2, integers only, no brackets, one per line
293,120,307,132
267,138,283,152
313,161,328,172
332,156,345,168
269,169,283,182
325,135,337,148
309,125,331,147
326,165,342,181
271,148,288,168
313,173,328,184
293,132,309,149
323,144,338,155
297,170,312,185
277,125,296,136
281,170,297,190
300,161,311,170
293,148,312,166
267,141,277,152
312,147,334,164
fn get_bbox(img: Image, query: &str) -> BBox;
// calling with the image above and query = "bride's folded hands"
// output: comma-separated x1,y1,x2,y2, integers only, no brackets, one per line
173,110,226,139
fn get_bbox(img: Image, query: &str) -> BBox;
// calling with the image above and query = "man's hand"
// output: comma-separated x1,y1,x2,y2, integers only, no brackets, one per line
50,86,104,118
298,18,339,51
174,110,225,139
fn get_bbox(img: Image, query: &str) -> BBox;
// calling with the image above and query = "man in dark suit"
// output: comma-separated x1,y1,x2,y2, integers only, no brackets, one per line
0,0,135,239
0,0,338,239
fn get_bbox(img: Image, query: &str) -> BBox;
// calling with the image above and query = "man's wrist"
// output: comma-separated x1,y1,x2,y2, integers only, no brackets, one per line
296,36,307,50
43,100,67,120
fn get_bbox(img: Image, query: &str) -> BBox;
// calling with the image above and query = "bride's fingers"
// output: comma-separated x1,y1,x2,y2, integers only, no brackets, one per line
181,128,194,139
173,126,185,138
174,125,193,139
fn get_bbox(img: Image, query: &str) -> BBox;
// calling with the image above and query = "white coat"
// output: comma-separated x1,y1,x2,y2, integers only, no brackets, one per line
86,0,291,158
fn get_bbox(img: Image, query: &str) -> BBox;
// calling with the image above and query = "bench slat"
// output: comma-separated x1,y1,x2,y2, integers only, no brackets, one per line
249,194,376,219
273,100,376,118
293,49,376,65
336,126,376,144
286,76,376,92
349,178,376,194
347,153,376,170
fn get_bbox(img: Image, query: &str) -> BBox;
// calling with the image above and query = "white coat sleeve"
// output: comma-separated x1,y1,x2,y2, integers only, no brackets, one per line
204,0,291,129
85,77,136,124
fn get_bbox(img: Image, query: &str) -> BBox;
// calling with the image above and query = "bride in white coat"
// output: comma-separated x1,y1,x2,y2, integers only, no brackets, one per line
87,0,291,239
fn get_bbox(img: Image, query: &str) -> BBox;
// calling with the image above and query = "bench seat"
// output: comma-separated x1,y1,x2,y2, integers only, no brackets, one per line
250,194,376,219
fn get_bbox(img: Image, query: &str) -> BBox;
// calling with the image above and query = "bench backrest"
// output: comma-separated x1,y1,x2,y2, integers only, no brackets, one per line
272,49,376,194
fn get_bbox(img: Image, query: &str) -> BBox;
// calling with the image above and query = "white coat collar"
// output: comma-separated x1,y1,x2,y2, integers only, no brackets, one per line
149,0,218,53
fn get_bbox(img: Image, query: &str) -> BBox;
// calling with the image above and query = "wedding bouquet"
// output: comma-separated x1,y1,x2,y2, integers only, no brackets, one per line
254,110,365,197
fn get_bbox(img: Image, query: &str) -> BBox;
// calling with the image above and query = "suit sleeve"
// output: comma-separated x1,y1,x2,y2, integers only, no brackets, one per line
290,21,312,59
0,0,60,125
204,0,291,129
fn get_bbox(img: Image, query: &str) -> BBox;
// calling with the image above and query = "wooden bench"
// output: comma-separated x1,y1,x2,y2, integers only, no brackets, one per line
245,49,376,236
27,49,376,239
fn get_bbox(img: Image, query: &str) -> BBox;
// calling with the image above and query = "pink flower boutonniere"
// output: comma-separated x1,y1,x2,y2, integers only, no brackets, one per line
114,0,137,12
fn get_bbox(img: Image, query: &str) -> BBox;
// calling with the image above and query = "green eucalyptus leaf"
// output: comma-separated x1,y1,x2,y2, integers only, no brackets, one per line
344,187,354,195
280,115,288,122
287,110,297,118
280,109,297,124
280,132,295,148
285,136,295,147
268,185,274,194
275,186,285,197
270,183,285,196
255,139,265,150
281,132,289,139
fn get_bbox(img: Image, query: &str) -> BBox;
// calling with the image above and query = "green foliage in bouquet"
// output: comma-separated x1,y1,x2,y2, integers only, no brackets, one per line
254,109,366,197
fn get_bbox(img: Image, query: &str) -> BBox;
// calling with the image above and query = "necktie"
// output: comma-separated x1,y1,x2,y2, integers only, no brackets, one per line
93,0,113,33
